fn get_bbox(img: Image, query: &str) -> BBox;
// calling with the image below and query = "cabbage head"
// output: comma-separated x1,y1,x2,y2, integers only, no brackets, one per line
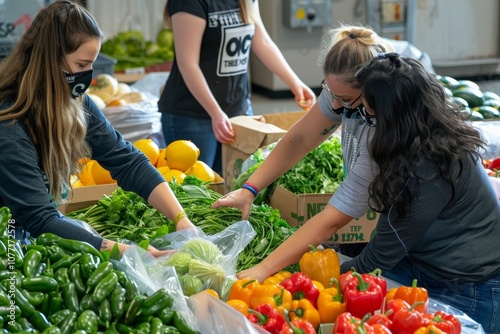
163,251,193,275
179,273,203,296
181,238,222,264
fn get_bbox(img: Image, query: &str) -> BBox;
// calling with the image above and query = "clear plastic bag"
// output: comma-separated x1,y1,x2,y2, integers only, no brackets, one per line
188,292,269,334
153,220,256,298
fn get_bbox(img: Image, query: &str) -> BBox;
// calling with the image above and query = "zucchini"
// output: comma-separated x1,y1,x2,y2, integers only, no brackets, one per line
482,91,500,101
436,75,459,89
482,99,500,109
451,79,480,91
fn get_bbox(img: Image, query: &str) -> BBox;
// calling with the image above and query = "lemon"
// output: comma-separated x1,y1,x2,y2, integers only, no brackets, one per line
162,169,186,184
78,160,95,186
91,161,116,185
156,148,169,168
134,138,160,166
185,160,215,183
164,140,200,171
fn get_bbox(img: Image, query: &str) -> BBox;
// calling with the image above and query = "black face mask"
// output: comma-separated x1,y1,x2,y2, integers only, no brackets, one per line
65,69,93,98
332,105,362,119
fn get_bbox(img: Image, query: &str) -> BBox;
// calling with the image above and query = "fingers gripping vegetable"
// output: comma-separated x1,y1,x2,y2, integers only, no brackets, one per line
299,244,340,288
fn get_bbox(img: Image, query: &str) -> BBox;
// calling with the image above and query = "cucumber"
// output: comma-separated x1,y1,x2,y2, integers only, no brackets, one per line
472,106,500,119
443,86,453,98
452,88,484,108
482,91,500,101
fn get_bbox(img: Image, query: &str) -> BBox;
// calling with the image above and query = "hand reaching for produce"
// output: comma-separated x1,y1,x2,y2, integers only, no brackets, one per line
211,112,235,144
101,239,175,258
211,188,255,220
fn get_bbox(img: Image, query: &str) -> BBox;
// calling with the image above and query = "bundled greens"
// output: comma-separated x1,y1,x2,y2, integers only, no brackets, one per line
66,176,298,272
235,135,344,196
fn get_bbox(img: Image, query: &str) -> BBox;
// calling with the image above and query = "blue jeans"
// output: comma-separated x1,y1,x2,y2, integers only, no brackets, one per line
161,113,221,175
385,256,500,334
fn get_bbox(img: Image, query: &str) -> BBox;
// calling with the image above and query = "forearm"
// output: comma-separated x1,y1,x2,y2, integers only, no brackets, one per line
147,182,191,229
259,205,352,276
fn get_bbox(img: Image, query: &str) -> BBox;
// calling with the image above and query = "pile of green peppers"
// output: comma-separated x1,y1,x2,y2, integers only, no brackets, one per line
0,206,197,334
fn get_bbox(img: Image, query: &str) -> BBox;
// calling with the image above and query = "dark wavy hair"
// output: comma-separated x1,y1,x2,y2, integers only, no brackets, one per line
354,53,485,219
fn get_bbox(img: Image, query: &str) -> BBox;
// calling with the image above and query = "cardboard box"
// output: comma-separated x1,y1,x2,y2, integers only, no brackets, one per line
268,185,379,244
59,173,225,214
222,111,306,194
59,183,118,214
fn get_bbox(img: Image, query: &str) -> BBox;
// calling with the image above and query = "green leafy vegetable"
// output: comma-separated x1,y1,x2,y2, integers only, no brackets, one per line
181,238,222,264
163,252,193,275
179,273,203,296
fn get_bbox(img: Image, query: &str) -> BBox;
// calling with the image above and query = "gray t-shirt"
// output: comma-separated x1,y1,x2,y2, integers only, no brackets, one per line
318,91,377,219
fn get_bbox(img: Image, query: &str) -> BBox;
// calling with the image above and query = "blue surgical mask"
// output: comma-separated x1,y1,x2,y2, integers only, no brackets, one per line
65,69,93,98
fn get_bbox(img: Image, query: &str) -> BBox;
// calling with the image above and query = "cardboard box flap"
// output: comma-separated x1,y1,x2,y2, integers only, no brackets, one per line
229,116,288,155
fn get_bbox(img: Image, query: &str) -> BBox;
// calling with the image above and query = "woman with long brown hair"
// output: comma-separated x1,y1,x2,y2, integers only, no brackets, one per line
0,0,195,254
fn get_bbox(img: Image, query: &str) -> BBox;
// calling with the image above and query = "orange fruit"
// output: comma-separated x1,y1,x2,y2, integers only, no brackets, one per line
202,289,219,299
185,160,215,183
162,169,186,184
164,140,200,171
78,160,95,186
91,161,116,184
156,148,168,168
107,98,127,107
134,138,160,166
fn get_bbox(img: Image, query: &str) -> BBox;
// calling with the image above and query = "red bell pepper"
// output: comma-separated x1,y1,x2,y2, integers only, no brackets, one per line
333,312,374,334
366,312,393,332
280,311,317,334
392,303,431,334
423,310,461,334
362,268,387,297
370,323,392,334
343,272,384,318
340,268,386,300
488,157,500,171
247,303,285,334
383,298,411,322
280,272,320,308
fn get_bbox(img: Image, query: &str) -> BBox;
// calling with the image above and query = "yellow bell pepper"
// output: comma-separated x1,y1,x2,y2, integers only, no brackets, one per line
248,283,292,316
299,244,340,288
228,278,257,305
289,298,321,330
414,324,446,334
312,280,325,292
262,271,292,285
317,278,346,324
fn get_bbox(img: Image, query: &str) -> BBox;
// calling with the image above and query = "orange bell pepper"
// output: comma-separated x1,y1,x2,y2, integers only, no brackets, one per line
299,244,340,288
414,324,446,334
226,299,249,316
289,298,321,330
228,278,258,305
317,278,346,324
385,278,429,313
262,271,292,285
249,283,292,316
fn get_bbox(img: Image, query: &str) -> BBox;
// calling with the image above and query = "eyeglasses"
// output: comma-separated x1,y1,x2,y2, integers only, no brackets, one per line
321,79,361,109
359,106,376,127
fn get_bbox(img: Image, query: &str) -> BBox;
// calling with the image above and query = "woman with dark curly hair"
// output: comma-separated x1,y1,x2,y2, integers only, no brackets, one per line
350,53,500,333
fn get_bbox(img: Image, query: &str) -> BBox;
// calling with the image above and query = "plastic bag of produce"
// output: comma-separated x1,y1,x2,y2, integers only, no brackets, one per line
113,245,198,332
155,220,256,299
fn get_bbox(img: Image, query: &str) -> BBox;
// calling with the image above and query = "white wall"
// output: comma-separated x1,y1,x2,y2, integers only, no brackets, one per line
86,0,500,87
